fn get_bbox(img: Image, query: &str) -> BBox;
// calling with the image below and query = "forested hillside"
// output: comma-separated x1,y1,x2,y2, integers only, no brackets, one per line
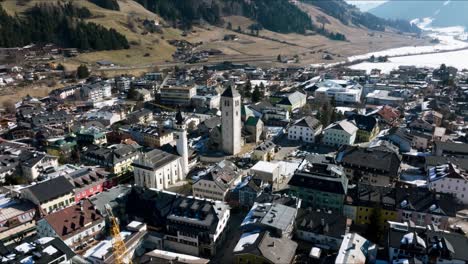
301,0,420,33
135,0,313,34
0,2,129,50
89,0,120,11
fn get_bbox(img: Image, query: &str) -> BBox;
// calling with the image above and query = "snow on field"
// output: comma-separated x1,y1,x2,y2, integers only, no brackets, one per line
348,17,468,61
350,49,468,73
347,22,468,73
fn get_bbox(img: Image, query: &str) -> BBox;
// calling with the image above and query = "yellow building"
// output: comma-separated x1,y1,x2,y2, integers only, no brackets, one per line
344,185,397,227
21,176,75,215
355,206,397,225
351,115,380,143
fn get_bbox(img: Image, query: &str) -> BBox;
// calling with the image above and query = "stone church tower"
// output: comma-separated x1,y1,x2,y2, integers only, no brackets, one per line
221,86,242,155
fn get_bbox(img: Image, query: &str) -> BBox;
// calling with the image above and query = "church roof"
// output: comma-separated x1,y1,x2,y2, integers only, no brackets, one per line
221,86,240,98
176,109,184,125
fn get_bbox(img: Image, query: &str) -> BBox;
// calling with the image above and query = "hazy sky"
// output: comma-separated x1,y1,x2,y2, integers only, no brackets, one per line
346,0,386,11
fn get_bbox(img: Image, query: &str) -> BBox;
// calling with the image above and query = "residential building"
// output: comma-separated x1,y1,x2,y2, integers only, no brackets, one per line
31,111,73,129
370,105,401,127
366,90,405,106
221,86,242,155
82,144,140,176
126,188,230,258
348,114,379,143
344,184,397,226
337,145,401,187
141,249,210,264
409,118,434,133
0,237,77,263
0,155,19,183
21,176,75,215
45,138,77,162
236,176,262,208
396,187,457,229
65,167,109,203
76,127,107,146
50,84,81,99
335,233,377,264
83,225,147,264
79,81,112,102
120,125,174,148
433,141,468,158
164,197,230,257
276,91,307,111
133,148,185,190
428,163,468,204
314,80,362,104
295,208,348,250
192,94,221,109
0,195,37,245
287,116,322,143
193,160,240,201
288,155,348,212
422,110,443,126
385,127,414,152
115,76,131,91
160,86,196,106
322,120,358,147
251,140,276,161
261,106,290,123
387,221,468,264
126,109,153,124
233,230,298,264
250,161,280,187
241,202,298,238
134,88,153,102
37,199,105,250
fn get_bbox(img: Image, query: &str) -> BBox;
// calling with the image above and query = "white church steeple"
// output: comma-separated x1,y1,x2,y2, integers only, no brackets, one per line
175,109,189,176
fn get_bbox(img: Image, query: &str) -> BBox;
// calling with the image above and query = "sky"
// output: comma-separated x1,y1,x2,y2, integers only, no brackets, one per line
345,0,387,11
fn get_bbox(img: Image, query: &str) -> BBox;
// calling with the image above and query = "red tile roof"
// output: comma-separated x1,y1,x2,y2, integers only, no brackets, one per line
42,199,103,240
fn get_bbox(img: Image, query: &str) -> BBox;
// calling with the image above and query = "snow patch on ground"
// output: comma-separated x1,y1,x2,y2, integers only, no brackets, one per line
348,22,468,73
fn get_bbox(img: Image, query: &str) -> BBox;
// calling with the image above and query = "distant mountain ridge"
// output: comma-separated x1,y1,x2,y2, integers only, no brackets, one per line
369,0,468,28
135,0,420,35
302,0,420,33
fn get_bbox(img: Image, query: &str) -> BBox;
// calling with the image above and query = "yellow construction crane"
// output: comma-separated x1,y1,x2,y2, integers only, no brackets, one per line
105,204,132,264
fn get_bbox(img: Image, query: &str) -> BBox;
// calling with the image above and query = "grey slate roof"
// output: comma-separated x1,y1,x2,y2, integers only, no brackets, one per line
293,116,322,130
24,176,74,203
296,208,347,239
337,145,401,178
133,149,179,171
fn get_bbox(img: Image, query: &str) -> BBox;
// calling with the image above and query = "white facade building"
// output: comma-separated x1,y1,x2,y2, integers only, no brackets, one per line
192,160,240,201
133,149,185,190
429,164,468,204
221,87,242,155
287,116,322,143
314,80,362,104
322,120,358,147
80,81,112,102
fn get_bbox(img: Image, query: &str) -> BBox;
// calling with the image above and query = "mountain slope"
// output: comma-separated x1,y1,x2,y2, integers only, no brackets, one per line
301,0,420,33
370,0,468,28
0,0,427,69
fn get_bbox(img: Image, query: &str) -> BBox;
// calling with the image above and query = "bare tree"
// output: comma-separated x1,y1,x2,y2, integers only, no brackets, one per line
2,100,16,114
